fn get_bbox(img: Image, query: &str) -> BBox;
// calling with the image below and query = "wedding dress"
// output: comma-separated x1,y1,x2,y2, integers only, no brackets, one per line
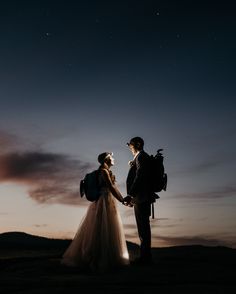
61,165,129,272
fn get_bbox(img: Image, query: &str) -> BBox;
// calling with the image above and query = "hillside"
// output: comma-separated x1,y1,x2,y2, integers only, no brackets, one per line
0,232,235,294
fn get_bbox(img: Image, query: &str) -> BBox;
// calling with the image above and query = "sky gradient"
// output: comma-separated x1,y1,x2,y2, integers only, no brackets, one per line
0,0,236,247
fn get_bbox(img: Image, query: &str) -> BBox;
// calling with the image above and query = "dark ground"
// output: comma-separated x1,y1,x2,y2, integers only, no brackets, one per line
0,232,235,293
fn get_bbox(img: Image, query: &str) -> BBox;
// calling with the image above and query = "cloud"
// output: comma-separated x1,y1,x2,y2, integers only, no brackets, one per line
123,215,236,248
123,218,182,231
171,159,225,177
152,234,236,248
34,224,48,228
170,151,236,178
0,151,94,206
125,230,236,248
185,160,223,174
171,185,236,201
125,231,236,248
123,224,137,230
151,218,185,229
0,130,20,153
122,209,135,218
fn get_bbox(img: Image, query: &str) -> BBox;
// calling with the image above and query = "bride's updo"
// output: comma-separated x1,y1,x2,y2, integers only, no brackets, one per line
98,152,115,184
97,152,113,164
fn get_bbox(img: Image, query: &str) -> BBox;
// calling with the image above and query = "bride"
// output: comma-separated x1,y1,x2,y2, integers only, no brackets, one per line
61,152,129,272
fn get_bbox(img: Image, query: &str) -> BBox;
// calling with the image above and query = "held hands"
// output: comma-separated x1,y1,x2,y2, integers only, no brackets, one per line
122,195,134,207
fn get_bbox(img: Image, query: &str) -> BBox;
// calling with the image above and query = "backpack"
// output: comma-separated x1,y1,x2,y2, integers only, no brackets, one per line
80,170,100,202
149,149,167,193
149,149,167,219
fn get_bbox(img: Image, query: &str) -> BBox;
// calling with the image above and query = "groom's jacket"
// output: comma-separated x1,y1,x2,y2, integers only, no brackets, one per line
126,150,153,204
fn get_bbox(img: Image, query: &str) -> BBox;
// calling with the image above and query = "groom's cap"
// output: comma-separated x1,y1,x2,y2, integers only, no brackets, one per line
98,152,113,164
127,137,144,148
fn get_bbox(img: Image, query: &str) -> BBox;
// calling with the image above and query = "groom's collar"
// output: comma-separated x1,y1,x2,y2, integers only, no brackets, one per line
133,150,140,160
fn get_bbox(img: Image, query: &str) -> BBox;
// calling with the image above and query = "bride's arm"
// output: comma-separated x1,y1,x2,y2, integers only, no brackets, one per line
100,169,124,202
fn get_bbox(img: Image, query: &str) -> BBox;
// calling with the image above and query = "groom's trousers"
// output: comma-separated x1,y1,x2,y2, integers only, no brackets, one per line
134,201,152,259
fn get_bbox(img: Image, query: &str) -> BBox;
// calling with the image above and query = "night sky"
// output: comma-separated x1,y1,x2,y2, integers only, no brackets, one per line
0,0,236,247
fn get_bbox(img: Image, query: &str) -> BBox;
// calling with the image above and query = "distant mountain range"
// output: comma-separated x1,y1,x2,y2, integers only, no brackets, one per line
1,233,235,293
0,232,70,250
0,231,139,251
1,232,235,258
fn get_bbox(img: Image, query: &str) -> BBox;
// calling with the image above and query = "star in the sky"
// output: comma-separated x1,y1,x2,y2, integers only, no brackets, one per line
40,32,52,40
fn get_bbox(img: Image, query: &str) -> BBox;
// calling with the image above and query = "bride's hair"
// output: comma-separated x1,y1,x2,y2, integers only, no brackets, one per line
108,169,116,184
97,152,113,164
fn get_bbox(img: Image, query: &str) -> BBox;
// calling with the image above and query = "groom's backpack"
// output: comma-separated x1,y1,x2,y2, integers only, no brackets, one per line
149,149,167,219
149,149,167,194
80,170,100,202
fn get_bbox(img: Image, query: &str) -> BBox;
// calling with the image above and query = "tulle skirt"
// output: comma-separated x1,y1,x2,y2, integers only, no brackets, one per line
61,188,129,272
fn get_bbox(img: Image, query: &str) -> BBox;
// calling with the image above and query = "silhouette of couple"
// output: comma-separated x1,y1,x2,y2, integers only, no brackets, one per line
61,137,154,272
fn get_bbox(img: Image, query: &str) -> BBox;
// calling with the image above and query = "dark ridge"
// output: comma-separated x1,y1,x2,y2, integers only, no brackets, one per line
0,231,139,251
0,231,70,250
0,232,235,257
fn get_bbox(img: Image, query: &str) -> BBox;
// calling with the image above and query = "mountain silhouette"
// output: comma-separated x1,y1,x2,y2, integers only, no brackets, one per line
0,232,236,294
0,231,139,251
0,231,70,250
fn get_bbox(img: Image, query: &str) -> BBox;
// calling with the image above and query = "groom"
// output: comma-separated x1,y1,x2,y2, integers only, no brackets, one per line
124,137,153,265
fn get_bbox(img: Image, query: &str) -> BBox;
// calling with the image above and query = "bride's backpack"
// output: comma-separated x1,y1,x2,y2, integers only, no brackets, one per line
80,170,100,202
